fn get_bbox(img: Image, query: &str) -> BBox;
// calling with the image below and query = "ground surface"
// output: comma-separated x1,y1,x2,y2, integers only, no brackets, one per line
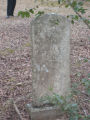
0,0,90,120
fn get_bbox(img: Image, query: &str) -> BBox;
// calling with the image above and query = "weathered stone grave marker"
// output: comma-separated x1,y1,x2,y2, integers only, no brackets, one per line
27,14,70,120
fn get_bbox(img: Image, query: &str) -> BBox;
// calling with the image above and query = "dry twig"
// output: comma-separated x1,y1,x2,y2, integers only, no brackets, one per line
12,100,23,120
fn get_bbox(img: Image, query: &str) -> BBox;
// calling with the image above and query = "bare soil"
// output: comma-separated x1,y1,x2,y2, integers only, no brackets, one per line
0,1,90,120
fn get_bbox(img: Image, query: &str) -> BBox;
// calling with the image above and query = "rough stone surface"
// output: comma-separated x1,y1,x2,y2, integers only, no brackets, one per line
26,104,63,120
30,14,70,106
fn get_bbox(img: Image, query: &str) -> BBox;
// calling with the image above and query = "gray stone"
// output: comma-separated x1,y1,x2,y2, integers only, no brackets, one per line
30,14,70,107
26,104,63,120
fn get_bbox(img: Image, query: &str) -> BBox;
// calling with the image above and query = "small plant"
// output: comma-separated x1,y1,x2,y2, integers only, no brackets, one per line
81,74,90,95
40,74,90,120
18,8,35,18
18,8,44,18
41,93,81,120
35,11,44,18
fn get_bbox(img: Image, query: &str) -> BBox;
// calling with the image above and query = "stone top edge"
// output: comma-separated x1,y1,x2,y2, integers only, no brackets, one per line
30,13,70,24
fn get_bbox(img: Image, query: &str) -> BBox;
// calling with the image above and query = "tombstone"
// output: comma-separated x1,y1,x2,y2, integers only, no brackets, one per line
27,14,70,120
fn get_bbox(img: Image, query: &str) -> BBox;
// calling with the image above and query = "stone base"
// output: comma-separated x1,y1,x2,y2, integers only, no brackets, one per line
26,104,63,120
